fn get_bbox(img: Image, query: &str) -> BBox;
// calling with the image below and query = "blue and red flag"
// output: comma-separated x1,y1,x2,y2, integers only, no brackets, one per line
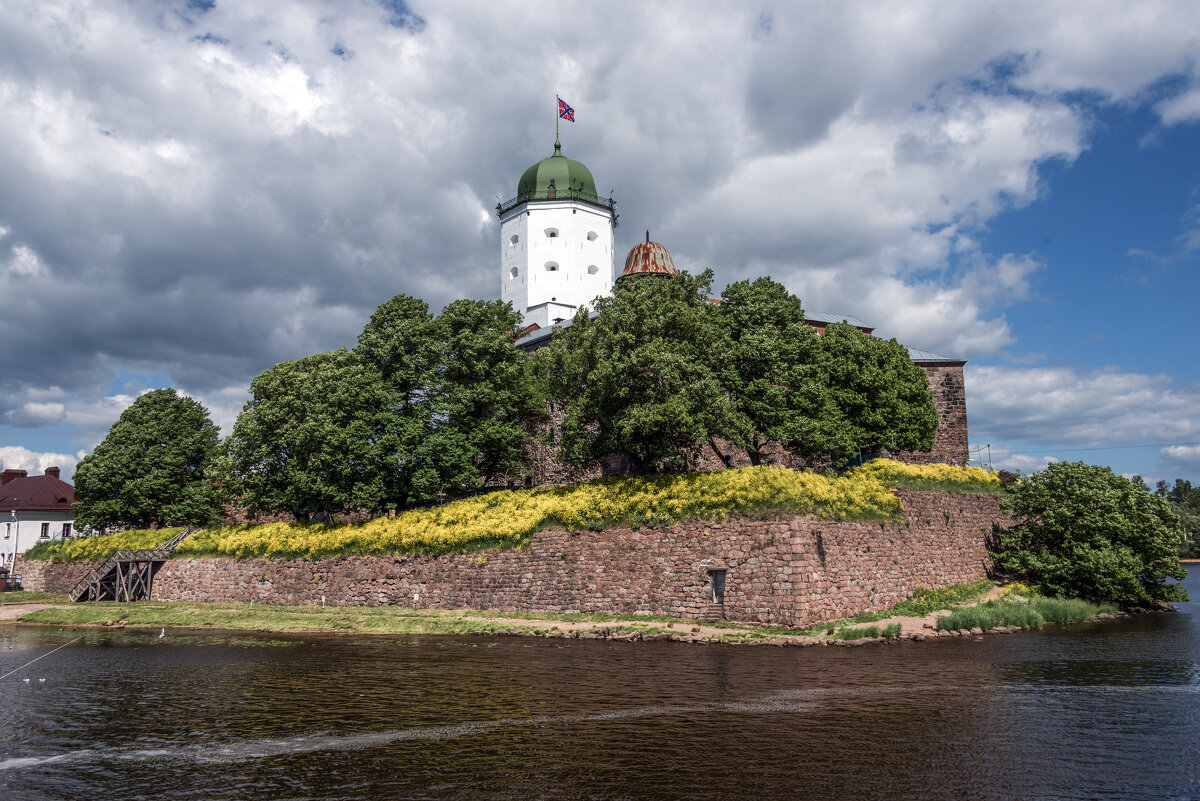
558,97,574,122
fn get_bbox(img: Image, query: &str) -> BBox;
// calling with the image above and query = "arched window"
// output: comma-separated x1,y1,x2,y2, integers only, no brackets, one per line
586,231,598,241
545,262,559,272
510,234,519,246
544,228,559,238
587,264,599,275
510,266,519,279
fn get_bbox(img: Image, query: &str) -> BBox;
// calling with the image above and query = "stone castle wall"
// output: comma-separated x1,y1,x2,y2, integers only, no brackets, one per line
897,362,969,465
23,490,1003,628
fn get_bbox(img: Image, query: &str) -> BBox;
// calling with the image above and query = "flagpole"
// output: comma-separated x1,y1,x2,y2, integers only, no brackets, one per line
555,94,560,142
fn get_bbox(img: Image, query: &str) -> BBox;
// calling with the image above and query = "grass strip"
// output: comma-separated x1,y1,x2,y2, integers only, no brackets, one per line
935,596,1116,632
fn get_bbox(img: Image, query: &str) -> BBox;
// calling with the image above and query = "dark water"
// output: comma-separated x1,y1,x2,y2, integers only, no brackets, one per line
2,570,1198,801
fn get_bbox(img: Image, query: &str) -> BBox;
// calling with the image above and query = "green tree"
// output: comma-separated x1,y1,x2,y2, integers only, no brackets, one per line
819,321,938,460
354,294,445,508
228,349,390,522
545,270,736,474
716,277,851,465
1155,478,1200,558
73,388,226,531
436,299,544,490
993,461,1188,603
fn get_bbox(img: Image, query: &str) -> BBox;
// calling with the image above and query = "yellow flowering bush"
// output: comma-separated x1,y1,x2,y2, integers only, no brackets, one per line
33,461,1003,562
173,466,904,561
852,459,1002,494
24,527,184,563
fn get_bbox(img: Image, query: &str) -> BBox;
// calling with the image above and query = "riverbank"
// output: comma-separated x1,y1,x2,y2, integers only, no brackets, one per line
1,582,1160,645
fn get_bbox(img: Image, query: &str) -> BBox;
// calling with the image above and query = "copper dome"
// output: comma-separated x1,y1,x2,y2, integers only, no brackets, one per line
618,232,677,279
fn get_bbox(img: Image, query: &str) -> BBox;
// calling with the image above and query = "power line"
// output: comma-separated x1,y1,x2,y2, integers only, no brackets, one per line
971,441,1200,456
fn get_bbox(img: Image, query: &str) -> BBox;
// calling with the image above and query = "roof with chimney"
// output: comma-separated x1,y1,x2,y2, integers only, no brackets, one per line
0,467,76,514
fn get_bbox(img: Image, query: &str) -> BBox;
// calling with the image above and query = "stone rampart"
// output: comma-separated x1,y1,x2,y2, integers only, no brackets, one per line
22,491,1003,628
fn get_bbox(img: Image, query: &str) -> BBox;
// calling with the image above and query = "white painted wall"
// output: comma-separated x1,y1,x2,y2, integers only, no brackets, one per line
2,511,74,567
500,199,614,329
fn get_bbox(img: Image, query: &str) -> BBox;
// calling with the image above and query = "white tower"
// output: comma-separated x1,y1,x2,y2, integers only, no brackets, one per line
498,138,616,329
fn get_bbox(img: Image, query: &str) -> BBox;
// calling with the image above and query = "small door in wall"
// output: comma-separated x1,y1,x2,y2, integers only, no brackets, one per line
709,569,726,604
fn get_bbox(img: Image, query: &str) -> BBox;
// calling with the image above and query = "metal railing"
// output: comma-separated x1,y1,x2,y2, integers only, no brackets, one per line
497,189,617,217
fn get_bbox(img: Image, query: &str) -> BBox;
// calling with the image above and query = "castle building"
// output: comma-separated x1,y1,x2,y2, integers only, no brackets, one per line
503,138,970,471
496,138,618,330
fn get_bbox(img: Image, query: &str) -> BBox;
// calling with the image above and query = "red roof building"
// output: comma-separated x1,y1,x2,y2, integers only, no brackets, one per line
1,467,77,565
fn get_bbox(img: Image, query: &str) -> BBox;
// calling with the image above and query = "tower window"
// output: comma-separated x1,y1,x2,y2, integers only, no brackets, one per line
587,231,598,241
587,264,599,275
545,262,559,272
510,234,519,246
510,267,519,279
544,228,559,238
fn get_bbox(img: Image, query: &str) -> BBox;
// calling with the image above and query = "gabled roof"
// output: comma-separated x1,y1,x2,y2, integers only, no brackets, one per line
906,346,965,365
803,309,874,331
0,470,77,514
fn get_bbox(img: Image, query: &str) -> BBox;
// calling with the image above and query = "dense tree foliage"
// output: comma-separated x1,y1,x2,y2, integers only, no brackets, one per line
437,299,545,488
819,322,938,458
73,389,226,530
229,349,392,522
545,270,736,473
993,462,1188,603
715,277,850,465
1155,478,1200,558
542,271,939,473
354,294,447,508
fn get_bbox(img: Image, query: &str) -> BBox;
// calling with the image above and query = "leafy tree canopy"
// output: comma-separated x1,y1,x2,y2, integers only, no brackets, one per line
436,298,545,489
546,270,736,474
228,349,391,522
716,277,851,465
73,388,226,531
819,321,938,458
1155,478,1200,558
354,294,446,507
993,461,1188,603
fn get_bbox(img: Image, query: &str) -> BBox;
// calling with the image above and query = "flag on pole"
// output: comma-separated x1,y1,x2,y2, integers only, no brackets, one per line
558,97,575,122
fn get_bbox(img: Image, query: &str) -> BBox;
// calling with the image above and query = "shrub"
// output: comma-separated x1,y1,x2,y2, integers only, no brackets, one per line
853,459,1002,494
993,462,1188,603
23,528,185,563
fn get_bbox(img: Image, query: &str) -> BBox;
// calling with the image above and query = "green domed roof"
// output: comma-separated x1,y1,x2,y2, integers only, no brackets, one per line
517,139,597,197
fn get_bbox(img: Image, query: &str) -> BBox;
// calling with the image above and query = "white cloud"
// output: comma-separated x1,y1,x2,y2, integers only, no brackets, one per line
1156,87,1200,126
0,445,79,480
967,365,1200,476
0,0,1198,477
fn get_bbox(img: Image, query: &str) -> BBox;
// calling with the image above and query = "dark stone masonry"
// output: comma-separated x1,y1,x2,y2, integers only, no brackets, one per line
24,490,1004,628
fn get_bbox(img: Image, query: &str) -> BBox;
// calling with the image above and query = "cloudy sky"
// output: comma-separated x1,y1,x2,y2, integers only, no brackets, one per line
2,0,1199,484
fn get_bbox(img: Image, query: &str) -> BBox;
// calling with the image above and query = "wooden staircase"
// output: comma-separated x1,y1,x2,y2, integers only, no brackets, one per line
69,527,200,603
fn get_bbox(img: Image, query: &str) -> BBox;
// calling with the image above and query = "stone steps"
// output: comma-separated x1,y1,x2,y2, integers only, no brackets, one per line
698,603,725,623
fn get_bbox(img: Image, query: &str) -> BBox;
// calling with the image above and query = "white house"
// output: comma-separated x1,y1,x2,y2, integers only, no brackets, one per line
1,467,76,569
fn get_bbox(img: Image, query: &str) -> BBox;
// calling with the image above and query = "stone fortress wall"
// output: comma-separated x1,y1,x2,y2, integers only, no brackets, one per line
23,490,1003,629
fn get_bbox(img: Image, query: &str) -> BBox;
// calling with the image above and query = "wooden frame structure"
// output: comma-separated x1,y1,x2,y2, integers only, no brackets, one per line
68,527,199,603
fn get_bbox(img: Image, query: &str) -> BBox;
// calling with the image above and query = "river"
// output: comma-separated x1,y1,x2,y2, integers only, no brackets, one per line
2,568,1197,800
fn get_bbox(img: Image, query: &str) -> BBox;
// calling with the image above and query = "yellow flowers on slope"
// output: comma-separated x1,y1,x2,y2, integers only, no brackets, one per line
31,461,1001,562
853,459,1002,491
24,527,184,563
